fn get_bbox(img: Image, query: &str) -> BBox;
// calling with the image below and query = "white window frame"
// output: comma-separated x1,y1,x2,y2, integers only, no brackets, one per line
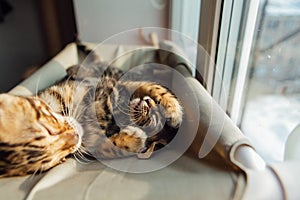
212,0,244,111
209,0,264,125
196,0,222,92
229,0,261,124
171,0,264,125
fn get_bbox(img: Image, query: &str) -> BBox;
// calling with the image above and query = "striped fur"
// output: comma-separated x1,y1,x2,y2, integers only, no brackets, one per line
0,48,183,177
40,64,183,159
0,94,81,177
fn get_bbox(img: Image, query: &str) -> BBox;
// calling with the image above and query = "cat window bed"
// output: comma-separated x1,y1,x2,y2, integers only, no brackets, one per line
2,41,299,199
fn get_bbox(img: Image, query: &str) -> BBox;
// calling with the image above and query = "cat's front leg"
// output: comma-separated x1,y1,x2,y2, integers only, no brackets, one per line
109,126,147,154
83,125,148,159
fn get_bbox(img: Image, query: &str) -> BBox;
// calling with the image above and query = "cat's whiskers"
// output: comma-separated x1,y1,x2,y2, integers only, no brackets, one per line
72,104,88,121
113,101,131,116
30,162,44,179
67,84,78,118
34,76,41,99
69,79,91,120
115,107,131,117
59,87,69,117
60,75,76,117
112,98,152,127
73,148,93,163
72,93,91,120
29,167,40,180
75,99,88,120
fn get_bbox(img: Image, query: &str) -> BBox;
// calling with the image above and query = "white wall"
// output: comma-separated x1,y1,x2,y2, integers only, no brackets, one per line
73,0,170,44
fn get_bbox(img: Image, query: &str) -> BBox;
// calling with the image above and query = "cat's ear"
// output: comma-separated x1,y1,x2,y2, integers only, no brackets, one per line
66,65,80,79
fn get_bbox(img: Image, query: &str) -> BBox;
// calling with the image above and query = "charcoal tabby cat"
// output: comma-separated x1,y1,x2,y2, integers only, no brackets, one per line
0,46,183,177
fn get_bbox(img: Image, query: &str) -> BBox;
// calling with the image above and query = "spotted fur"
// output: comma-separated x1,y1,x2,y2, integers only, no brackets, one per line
45,63,183,159
0,46,183,177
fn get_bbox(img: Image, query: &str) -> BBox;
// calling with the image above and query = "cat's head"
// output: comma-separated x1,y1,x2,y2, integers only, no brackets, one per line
129,96,165,136
0,94,82,177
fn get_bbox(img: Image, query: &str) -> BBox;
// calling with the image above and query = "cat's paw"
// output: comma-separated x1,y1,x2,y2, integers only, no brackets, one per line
130,94,183,129
151,91,183,128
109,126,147,153
161,96,183,128
145,84,183,128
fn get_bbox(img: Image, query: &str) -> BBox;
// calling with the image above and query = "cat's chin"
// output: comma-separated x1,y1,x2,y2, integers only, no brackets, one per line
131,96,155,110
65,117,83,153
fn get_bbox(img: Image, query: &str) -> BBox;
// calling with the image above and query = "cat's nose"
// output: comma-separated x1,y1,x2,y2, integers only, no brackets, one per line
62,131,81,151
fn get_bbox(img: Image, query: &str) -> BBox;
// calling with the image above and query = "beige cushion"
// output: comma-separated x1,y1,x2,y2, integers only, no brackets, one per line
2,41,257,199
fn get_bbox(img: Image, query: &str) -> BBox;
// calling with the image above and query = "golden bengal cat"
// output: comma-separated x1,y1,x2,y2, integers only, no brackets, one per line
0,45,183,177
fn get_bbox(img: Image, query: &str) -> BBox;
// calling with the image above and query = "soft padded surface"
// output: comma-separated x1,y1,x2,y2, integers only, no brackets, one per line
2,42,252,200
0,153,244,200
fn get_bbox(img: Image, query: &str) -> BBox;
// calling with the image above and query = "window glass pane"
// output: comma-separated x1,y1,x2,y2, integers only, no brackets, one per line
241,0,300,162
171,0,201,70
